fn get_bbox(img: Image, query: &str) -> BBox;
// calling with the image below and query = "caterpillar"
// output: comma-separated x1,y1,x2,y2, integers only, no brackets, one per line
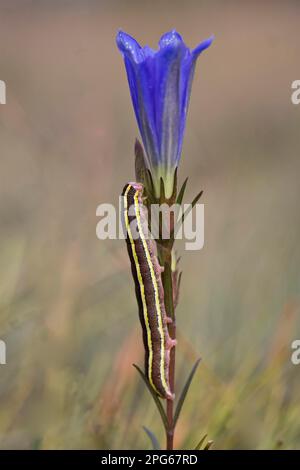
122,182,176,400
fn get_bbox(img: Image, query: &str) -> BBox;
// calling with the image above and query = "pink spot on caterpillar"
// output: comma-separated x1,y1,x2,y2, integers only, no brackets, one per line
166,338,177,350
128,181,143,192
166,390,175,401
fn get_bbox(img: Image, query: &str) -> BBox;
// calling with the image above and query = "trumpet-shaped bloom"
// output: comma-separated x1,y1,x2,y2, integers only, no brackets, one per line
116,30,213,197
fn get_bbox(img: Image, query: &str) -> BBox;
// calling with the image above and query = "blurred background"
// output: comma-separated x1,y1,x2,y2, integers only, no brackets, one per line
0,0,300,450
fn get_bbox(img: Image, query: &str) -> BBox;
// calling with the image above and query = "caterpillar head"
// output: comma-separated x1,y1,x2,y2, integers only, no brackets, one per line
128,182,144,194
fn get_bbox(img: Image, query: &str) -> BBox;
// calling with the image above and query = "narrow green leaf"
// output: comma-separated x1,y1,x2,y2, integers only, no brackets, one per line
133,364,169,430
177,271,182,291
191,190,204,208
176,177,188,205
182,190,203,224
173,188,203,235
194,434,207,450
174,358,201,426
175,271,182,306
142,426,161,450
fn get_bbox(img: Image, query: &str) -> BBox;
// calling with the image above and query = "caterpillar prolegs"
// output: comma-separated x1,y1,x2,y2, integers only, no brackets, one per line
122,182,176,400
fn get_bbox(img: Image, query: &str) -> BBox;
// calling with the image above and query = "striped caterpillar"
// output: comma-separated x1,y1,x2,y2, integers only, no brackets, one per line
122,182,176,400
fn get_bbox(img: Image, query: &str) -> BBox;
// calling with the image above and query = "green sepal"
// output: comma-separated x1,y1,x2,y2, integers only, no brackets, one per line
159,177,166,204
170,167,178,204
144,169,156,206
176,176,188,205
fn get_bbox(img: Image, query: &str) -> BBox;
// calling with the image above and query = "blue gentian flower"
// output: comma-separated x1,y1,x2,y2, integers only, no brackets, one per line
116,30,213,197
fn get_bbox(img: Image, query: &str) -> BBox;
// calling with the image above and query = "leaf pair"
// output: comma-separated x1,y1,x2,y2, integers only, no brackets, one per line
133,358,201,449
173,177,203,236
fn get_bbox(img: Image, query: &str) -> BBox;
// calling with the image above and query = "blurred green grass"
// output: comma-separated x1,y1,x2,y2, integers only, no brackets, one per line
0,0,300,449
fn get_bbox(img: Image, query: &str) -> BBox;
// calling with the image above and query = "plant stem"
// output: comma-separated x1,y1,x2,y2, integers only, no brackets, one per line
156,186,177,450
162,253,176,450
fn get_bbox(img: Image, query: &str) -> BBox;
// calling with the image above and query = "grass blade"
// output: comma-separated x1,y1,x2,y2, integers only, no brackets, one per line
174,358,201,427
194,434,207,450
181,190,203,224
133,364,168,430
191,189,204,208
143,426,161,450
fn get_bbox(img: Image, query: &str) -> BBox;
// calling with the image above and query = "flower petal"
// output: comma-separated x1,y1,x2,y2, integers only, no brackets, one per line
177,37,214,162
157,61,181,170
159,30,184,50
116,30,143,63
192,35,214,59
116,30,213,196
155,31,187,169
126,59,160,166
